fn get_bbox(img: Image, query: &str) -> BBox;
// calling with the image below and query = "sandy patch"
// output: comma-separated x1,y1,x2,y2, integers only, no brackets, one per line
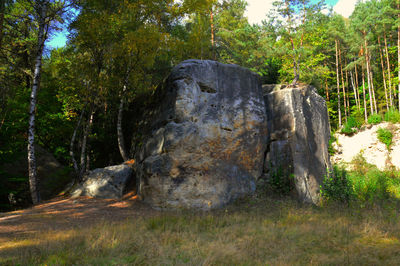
331,122,399,170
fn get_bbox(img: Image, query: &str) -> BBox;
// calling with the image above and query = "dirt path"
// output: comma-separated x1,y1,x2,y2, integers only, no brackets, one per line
0,193,158,240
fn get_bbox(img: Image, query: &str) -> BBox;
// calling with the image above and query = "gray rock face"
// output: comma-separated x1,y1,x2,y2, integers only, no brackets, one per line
135,60,267,209
71,164,133,199
264,85,331,204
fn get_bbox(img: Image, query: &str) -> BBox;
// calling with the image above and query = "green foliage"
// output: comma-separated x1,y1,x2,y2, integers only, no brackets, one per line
377,127,393,150
384,109,400,123
367,114,382,125
321,165,354,203
349,169,400,205
328,132,337,156
341,115,364,135
267,166,294,195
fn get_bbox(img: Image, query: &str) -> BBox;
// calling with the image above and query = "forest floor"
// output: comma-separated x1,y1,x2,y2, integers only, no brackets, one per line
1,193,400,265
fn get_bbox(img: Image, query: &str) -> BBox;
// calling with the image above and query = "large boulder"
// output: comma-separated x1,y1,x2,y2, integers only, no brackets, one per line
71,164,134,199
135,60,267,209
264,85,331,204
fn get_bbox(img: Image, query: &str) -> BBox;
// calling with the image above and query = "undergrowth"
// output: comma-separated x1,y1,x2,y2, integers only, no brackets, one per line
377,127,393,151
321,153,400,207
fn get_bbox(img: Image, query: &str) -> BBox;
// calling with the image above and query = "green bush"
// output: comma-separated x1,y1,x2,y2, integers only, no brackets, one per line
341,115,364,135
377,127,393,150
384,109,400,123
321,165,354,203
328,132,337,156
268,166,294,195
367,113,382,125
349,169,400,205
341,123,356,135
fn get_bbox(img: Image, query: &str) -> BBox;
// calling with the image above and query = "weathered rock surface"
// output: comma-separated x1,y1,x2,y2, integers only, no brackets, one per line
135,59,267,209
264,85,331,204
71,164,133,199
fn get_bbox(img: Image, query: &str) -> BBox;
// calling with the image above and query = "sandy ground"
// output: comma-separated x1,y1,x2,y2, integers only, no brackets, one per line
0,193,158,240
331,122,400,170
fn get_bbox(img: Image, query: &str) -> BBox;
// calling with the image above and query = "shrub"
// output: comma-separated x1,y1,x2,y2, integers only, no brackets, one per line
321,165,353,203
268,166,294,195
377,127,393,150
350,169,393,204
341,115,364,135
384,109,400,123
328,132,337,156
368,113,382,125
352,109,366,126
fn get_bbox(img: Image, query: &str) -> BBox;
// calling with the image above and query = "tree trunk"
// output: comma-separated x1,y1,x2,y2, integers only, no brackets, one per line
286,1,299,85
364,36,374,115
117,85,128,162
370,69,377,113
355,65,360,110
70,108,85,177
324,62,329,100
339,42,347,122
378,36,389,110
335,39,342,127
28,3,47,205
350,71,358,110
80,109,94,179
384,32,393,108
345,62,350,114
210,8,215,60
362,69,368,123
398,0,400,110
0,0,5,49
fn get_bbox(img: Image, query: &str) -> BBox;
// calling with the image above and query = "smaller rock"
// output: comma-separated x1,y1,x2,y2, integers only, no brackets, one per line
71,164,134,199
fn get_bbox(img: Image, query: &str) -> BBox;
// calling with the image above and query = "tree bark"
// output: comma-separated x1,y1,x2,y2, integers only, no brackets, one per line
378,36,389,110
364,36,374,115
80,109,94,179
398,0,400,110
350,71,358,110
384,32,393,108
28,2,47,205
362,69,368,123
70,108,85,177
285,1,299,85
117,85,128,162
338,42,347,122
210,8,215,60
335,39,342,127
355,65,360,110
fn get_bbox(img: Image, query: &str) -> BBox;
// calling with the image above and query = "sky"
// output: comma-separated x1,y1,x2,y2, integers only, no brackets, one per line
245,0,358,24
46,0,359,49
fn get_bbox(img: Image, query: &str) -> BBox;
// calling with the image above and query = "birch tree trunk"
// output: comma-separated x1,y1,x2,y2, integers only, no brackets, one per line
335,39,342,127
70,108,85,177
28,2,47,205
117,85,128,162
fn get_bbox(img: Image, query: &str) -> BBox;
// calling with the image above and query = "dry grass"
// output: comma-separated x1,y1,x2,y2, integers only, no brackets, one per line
1,196,400,265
